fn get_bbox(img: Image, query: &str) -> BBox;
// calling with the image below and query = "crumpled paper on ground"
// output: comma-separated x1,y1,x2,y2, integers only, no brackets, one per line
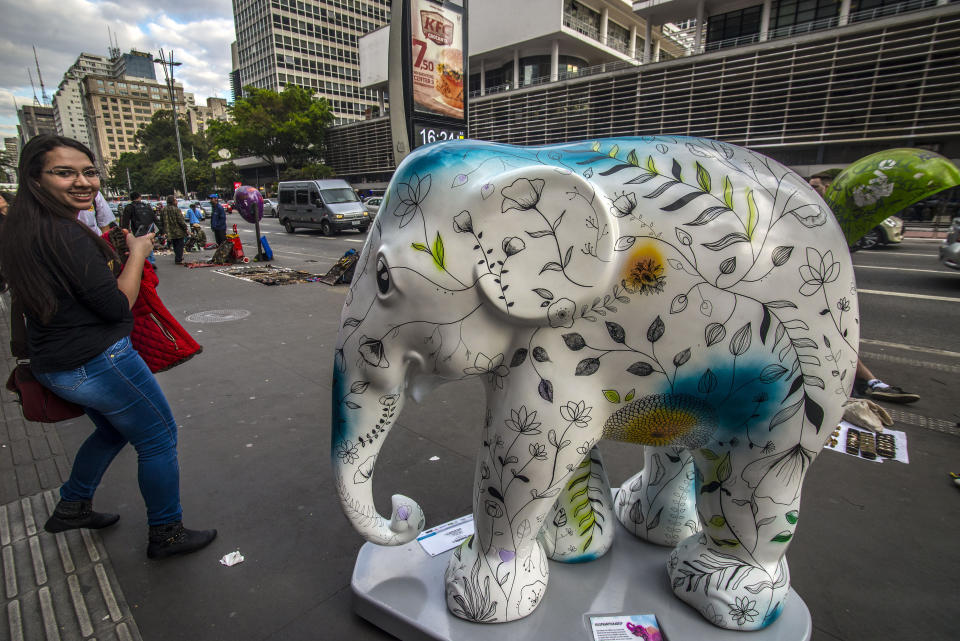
220,551,245,566
842,398,893,432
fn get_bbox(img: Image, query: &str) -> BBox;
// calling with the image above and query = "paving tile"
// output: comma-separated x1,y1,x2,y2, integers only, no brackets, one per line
27,436,51,461
0,492,142,641
14,465,39,497
9,440,31,466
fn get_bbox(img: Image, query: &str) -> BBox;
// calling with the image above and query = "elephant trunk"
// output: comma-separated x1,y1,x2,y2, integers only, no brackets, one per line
331,367,424,545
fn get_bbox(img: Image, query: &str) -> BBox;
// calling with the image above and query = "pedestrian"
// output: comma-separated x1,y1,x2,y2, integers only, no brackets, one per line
0,135,216,558
159,195,189,264
186,201,203,225
78,191,115,234
807,174,920,404
120,191,159,265
209,194,227,246
120,191,159,236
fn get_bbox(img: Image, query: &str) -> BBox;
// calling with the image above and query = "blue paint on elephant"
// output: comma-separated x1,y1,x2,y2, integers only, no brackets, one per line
665,360,794,447
331,367,351,452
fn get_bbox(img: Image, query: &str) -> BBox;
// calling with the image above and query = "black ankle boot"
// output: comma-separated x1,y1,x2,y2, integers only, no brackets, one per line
45,500,120,533
147,522,217,559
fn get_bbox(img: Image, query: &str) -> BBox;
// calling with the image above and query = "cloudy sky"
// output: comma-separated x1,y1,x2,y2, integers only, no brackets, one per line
0,0,235,140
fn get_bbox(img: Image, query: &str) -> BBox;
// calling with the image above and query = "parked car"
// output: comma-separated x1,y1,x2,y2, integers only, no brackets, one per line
225,201,234,213
362,197,383,217
262,199,278,217
276,179,370,235
851,216,903,250
939,217,960,270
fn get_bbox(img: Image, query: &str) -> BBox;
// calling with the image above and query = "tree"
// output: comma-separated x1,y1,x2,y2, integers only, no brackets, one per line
106,109,218,196
212,85,335,178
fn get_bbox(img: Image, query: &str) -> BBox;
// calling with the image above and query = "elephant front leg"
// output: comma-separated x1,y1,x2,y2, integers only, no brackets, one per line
614,446,700,547
538,446,616,563
446,400,599,622
666,446,805,630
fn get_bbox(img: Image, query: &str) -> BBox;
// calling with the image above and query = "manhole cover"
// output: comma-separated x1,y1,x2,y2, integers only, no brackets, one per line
185,309,251,323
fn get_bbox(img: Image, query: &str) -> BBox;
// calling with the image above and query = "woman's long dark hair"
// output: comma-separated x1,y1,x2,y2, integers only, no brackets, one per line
0,135,117,323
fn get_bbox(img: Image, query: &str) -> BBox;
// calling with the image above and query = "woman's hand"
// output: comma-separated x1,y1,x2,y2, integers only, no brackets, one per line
124,230,155,257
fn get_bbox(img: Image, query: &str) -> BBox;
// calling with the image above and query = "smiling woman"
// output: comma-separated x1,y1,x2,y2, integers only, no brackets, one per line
0,134,216,559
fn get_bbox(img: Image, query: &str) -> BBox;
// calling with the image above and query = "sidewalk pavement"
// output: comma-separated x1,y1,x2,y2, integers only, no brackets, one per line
1,253,958,641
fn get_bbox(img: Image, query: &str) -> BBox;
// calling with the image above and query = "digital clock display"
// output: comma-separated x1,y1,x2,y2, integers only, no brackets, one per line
412,121,466,149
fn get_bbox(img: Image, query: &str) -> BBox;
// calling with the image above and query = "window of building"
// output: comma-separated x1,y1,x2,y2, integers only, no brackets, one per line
705,5,763,47
771,0,838,31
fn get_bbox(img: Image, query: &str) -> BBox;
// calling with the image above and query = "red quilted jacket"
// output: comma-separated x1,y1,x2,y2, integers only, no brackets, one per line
129,261,202,372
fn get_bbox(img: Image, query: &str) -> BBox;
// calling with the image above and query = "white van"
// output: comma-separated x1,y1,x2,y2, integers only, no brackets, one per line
276,179,370,235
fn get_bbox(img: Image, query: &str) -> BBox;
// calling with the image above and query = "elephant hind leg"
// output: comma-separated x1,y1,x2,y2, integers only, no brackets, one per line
538,446,615,563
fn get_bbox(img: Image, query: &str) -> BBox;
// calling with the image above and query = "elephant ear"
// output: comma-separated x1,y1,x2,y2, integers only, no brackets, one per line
475,165,620,325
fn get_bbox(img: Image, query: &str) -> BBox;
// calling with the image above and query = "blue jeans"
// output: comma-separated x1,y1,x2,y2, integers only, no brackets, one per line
34,337,182,526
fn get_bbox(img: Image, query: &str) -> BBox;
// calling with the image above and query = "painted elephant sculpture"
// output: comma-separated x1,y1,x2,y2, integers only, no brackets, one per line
331,136,859,630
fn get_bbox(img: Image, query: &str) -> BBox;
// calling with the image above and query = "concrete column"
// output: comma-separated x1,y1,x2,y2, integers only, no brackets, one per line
694,0,705,54
653,38,661,62
513,49,520,88
630,24,638,59
760,0,772,41
643,21,652,63
600,7,609,45
839,0,852,25
480,58,486,96
378,89,385,113
551,40,559,81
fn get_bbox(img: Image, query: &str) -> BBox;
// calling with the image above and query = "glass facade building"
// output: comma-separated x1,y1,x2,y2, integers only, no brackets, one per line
232,0,390,122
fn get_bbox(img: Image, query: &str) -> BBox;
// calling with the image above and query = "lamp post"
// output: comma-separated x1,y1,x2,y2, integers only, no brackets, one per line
154,49,189,197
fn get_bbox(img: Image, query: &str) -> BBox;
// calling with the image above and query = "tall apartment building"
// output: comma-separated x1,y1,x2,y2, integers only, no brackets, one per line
3,137,18,183
81,74,187,166
52,53,112,148
186,97,232,134
231,0,391,122
16,105,57,144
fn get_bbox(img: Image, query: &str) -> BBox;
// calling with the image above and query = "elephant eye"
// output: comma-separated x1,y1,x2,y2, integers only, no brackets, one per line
376,257,390,294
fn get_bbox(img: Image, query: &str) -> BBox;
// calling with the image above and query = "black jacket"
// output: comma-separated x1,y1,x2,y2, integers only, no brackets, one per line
121,200,159,236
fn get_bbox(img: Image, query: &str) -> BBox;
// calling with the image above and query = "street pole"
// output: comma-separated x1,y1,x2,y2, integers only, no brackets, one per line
126,167,132,193
155,49,189,197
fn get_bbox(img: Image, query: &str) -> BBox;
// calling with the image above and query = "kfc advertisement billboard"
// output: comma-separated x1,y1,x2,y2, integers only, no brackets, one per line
410,0,464,120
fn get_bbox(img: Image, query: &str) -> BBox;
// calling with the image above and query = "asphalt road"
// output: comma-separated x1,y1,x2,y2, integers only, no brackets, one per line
850,237,959,425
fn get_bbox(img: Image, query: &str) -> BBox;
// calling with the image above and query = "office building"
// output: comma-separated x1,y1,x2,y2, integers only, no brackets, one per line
16,105,57,144
331,0,959,181
81,74,188,166
3,137,18,183
111,50,158,81
230,41,243,102
186,97,232,134
231,0,391,122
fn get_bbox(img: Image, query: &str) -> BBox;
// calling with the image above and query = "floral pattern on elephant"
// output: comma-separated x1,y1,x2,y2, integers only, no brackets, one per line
331,136,858,630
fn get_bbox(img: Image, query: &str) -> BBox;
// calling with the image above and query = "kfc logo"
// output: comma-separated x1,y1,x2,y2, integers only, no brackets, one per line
420,11,454,46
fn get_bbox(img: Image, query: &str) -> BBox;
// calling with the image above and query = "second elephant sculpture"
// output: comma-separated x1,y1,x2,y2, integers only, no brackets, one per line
331,136,859,630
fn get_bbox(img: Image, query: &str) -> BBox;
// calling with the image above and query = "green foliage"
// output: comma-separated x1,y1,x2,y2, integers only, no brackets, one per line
106,109,218,196
212,85,335,177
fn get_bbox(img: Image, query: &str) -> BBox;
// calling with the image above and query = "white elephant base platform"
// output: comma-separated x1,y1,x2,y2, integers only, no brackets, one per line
351,520,812,641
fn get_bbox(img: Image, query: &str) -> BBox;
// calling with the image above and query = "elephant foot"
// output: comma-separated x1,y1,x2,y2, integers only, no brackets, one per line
539,446,615,563
666,534,790,631
614,447,700,547
445,534,550,623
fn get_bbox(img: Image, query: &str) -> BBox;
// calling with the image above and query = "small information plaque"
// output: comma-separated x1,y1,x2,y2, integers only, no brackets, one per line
416,514,474,556
589,614,665,641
